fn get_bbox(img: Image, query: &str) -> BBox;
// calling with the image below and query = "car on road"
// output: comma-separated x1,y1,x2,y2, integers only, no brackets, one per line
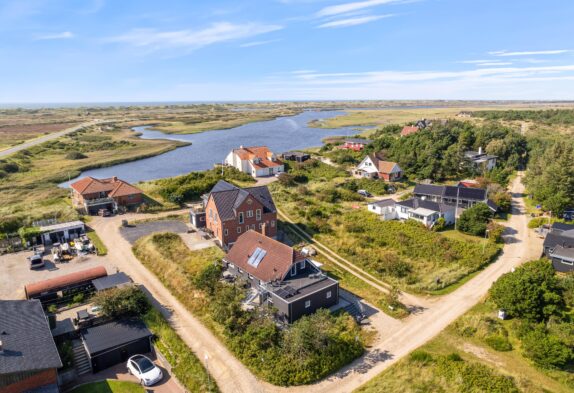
127,354,163,386
28,254,45,269
357,189,372,197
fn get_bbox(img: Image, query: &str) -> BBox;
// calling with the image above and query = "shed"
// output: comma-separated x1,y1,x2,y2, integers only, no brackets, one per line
38,220,85,245
92,272,132,291
81,320,153,373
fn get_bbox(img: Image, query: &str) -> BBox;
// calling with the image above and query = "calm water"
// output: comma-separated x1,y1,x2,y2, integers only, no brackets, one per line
60,110,366,186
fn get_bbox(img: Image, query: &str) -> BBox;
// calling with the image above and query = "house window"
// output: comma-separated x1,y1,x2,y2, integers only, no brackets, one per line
248,274,253,280
305,300,311,308
299,260,305,270
251,224,255,230
271,220,275,227
224,229,228,236
247,210,253,218
326,291,332,299
291,265,296,276
237,227,242,234
256,209,262,220
238,212,244,224
209,208,213,219
258,223,263,229
561,259,574,266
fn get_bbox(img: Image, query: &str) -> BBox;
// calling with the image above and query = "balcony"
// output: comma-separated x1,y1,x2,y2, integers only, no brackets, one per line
84,197,115,207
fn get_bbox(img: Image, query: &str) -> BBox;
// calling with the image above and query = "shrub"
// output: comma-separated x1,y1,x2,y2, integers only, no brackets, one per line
72,293,84,304
18,226,41,244
489,259,563,322
277,173,296,186
457,203,493,236
521,326,573,369
487,222,505,243
193,264,222,296
92,286,151,319
65,151,87,160
485,335,513,352
410,350,434,364
0,162,19,173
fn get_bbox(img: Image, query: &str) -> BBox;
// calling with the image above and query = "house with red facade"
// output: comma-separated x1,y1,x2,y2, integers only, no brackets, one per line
205,180,277,248
70,176,144,214
354,152,403,181
0,300,62,393
340,138,372,151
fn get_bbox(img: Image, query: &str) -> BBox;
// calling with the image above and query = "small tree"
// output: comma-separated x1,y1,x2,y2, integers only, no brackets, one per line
277,173,296,187
521,326,573,369
457,203,493,236
92,286,151,319
489,259,563,322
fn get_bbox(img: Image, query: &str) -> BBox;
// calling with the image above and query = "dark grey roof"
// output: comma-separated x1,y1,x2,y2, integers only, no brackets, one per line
544,232,574,251
209,181,276,222
550,245,574,260
370,199,396,208
397,198,454,214
0,300,62,374
413,184,444,197
81,320,152,357
92,272,132,291
283,151,309,157
551,222,574,232
414,184,487,202
344,138,372,144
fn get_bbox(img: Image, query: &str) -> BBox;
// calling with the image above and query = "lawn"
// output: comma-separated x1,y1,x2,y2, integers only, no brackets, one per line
69,380,143,393
87,230,108,256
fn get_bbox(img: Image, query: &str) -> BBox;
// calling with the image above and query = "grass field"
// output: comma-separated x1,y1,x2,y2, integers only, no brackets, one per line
69,380,143,393
355,302,574,393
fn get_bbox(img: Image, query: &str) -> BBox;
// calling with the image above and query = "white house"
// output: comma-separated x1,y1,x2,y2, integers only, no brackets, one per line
225,146,284,178
354,152,403,181
464,147,497,171
368,197,455,228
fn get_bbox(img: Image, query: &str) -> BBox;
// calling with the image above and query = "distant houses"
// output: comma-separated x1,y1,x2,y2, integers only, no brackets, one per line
464,147,497,171
204,180,278,248
543,222,574,273
282,151,311,163
70,176,143,215
340,138,372,151
354,152,403,181
223,230,339,323
224,145,284,178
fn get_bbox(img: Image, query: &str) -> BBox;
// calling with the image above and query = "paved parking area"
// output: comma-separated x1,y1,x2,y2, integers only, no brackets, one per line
120,220,189,244
0,251,115,300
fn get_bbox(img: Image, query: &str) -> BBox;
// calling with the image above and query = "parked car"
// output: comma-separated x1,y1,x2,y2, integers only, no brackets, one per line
28,254,45,270
357,189,372,197
127,355,163,386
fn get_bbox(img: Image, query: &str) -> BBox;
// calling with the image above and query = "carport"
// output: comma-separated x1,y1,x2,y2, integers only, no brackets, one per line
81,319,153,373
39,220,85,245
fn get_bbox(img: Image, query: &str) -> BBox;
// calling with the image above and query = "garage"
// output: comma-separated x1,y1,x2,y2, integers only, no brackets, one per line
81,319,153,373
38,220,85,245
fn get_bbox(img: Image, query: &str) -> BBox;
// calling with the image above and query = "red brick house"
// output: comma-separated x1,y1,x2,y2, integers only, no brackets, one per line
0,300,62,393
205,180,277,248
340,138,372,151
70,176,143,214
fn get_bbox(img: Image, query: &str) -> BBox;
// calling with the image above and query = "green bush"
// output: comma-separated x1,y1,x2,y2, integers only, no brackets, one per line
72,293,84,304
457,203,493,236
193,264,222,296
489,259,563,322
409,350,433,364
484,335,513,352
521,326,573,369
65,151,87,160
341,178,388,195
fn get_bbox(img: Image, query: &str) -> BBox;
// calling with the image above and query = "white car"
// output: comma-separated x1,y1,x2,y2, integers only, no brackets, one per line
127,354,163,386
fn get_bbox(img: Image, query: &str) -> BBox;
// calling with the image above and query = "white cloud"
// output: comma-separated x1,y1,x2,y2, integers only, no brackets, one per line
240,39,279,47
109,22,283,52
35,31,74,40
317,0,406,17
475,62,513,67
489,49,570,57
318,14,393,28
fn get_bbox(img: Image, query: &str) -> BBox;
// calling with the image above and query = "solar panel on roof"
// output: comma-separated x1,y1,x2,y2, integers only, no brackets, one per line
247,247,267,268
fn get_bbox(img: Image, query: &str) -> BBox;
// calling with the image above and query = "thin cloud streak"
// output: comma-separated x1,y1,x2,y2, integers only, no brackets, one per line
318,14,393,28
489,49,570,57
317,0,407,17
109,22,283,52
35,31,74,40
240,39,279,47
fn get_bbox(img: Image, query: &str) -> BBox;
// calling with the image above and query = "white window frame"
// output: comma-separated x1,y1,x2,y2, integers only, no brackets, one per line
299,260,305,270
224,229,228,236
271,220,275,227
256,209,262,221
237,227,242,234
291,265,296,276
238,212,244,224
305,300,311,308
326,291,332,299
247,210,253,218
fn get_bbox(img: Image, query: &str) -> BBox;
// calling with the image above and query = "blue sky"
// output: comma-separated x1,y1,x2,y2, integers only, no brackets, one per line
1,0,574,103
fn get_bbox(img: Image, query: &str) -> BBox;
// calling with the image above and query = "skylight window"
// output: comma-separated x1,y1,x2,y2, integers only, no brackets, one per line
247,247,267,268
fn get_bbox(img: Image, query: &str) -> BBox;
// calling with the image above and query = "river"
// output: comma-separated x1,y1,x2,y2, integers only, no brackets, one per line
60,110,367,186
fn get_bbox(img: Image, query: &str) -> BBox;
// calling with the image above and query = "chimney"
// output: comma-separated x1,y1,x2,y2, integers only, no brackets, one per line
261,223,267,237
478,146,483,155
240,145,244,149
112,176,118,182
